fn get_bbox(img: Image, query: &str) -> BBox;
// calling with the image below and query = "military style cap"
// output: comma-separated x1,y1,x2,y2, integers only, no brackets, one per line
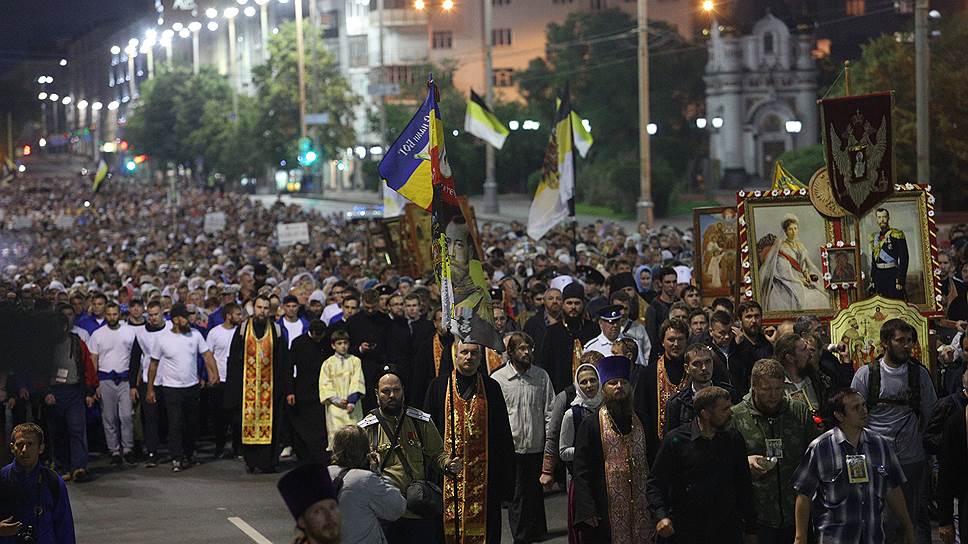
597,304,623,322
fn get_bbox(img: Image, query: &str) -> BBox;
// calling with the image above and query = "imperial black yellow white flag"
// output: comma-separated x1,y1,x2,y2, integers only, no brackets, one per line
528,86,591,240
463,90,509,150
92,159,110,193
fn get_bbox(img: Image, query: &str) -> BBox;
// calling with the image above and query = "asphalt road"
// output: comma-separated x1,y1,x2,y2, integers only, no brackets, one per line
69,448,569,544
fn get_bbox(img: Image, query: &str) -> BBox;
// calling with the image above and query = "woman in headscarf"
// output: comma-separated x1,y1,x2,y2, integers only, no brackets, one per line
558,363,603,544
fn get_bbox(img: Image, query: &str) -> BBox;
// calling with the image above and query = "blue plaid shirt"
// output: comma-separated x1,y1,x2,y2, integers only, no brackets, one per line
792,427,906,544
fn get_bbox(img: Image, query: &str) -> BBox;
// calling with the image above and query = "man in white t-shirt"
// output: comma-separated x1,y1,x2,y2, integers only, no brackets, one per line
88,302,138,465
206,302,243,458
129,300,172,467
146,303,219,472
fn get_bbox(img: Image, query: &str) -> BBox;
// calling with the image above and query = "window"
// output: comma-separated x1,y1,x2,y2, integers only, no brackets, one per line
590,0,607,9
372,0,408,9
384,65,420,85
349,35,368,68
493,0,511,4
552,0,574,4
492,28,512,46
493,68,513,87
432,31,453,49
845,0,865,16
763,32,774,54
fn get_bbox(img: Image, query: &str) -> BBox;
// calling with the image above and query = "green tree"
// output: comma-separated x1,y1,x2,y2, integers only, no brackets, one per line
849,13,968,209
125,67,194,165
516,8,706,216
777,144,825,183
252,20,360,168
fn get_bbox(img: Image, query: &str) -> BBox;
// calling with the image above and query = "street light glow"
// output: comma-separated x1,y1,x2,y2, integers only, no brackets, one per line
243,6,257,17
414,0,425,9
256,0,271,4
129,38,139,47
77,100,88,109
785,120,802,134
508,120,519,131
442,0,454,9
37,76,45,84
62,96,72,105
224,7,239,18
172,22,184,31
206,7,219,18
107,101,120,111
702,0,714,11
49,93,59,102
711,117,724,128
111,45,121,55
162,29,175,40
647,123,658,135
92,102,103,111
38,92,47,100
188,21,202,32
237,0,249,4
178,28,191,38
207,21,220,31
59,58,68,66
696,117,707,129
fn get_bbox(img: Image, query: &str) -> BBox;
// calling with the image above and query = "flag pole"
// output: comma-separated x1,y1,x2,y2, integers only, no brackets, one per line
448,375,460,543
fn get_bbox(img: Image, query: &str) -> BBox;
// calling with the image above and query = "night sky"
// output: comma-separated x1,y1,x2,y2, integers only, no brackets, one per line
0,0,153,75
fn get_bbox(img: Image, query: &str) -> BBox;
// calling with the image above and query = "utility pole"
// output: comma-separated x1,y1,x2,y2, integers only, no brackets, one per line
295,0,308,140
228,11,239,118
636,0,653,226
482,0,499,214
192,29,200,75
6,111,12,160
914,0,930,184
378,0,387,149
260,2,270,62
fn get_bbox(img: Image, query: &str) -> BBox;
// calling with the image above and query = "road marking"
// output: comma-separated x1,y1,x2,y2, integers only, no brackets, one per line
227,516,273,544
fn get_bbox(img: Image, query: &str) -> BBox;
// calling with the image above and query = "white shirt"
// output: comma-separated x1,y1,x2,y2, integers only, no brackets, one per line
282,317,303,349
136,321,173,385
151,328,211,388
71,326,90,344
88,324,138,374
206,324,237,383
583,332,646,367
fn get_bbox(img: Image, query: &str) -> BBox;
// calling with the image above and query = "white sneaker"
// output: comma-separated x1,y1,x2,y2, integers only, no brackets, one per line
279,446,293,459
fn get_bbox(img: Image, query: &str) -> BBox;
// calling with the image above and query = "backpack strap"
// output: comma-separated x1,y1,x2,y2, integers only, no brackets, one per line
41,467,61,512
906,361,922,425
333,467,351,496
866,360,882,412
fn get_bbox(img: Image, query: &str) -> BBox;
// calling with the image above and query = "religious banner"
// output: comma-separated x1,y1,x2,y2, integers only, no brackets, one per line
692,206,738,301
829,295,931,372
820,91,895,217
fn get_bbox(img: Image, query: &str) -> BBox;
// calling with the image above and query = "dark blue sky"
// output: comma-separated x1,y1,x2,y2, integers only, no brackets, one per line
0,0,153,74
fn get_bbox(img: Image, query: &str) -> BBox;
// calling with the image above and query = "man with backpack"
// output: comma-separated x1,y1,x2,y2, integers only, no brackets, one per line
851,319,937,544
1,423,76,544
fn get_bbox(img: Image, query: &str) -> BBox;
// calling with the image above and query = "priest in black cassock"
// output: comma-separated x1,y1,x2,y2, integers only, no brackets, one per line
411,308,454,405
634,319,689,466
572,355,655,544
224,295,292,474
287,319,332,464
346,288,391,411
424,340,514,544
539,281,600,392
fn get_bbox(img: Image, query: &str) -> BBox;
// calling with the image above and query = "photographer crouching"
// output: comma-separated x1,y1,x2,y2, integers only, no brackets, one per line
0,423,76,544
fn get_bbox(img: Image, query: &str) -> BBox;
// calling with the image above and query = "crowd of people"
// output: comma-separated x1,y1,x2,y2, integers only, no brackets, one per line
0,174,966,544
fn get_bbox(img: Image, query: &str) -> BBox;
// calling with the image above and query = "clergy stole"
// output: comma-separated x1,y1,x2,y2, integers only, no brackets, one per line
571,337,583,379
444,373,488,543
655,356,687,440
242,320,274,445
600,407,654,544
636,295,648,323
433,335,444,376
485,349,503,374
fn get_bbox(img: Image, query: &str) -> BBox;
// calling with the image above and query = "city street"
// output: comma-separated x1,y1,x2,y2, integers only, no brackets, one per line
69,451,569,544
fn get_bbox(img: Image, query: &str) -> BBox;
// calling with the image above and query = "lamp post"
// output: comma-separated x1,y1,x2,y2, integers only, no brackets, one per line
294,0,307,140
914,0,929,183
636,0,653,226
189,21,202,75
481,0,498,214
257,0,270,62
225,7,240,117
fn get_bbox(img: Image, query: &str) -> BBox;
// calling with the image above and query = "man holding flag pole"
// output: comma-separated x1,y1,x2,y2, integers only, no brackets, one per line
379,76,514,544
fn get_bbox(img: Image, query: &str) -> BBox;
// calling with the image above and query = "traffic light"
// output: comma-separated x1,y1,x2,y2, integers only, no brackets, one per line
22,145,31,156
297,137,319,166
125,160,137,172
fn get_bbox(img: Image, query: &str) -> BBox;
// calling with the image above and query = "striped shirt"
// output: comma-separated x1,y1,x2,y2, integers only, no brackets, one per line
792,427,906,544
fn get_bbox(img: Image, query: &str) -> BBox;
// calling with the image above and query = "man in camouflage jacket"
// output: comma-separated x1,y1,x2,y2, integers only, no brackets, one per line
730,359,819,543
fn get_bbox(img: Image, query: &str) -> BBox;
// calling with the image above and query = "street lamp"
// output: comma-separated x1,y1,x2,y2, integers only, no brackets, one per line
208,21,219,31
702,0,714,12
91,102,103,111
224,6,239,18
206,7,219,18
61,96,72,105
38,92,47,100
107,101,119,111
172,22,184,32
442,0,454,9
784,120,802,134
696,117,708,129
111,45,121,55
77,100,88,109
243,6,256,17
49,94,59,102
414,0,425,8
37,76,45,84
647,123,658,135
711,116,724,129
178,28,191,38
59,58,68,66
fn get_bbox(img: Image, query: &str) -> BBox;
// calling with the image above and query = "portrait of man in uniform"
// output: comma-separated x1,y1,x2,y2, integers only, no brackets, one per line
867,208,908,299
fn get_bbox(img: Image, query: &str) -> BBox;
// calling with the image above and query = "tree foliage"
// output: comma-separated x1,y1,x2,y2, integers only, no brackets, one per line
849,13,968,209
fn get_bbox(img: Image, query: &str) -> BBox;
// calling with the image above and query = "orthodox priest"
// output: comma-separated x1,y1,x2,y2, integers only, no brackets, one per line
540,281,600,392
424,340,515,544
572,355,654,544
224,295,293,473
635,319,689,464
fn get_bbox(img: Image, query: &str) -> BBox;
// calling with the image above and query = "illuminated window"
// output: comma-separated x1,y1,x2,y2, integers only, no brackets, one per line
492,28,512,46
846,0,865,16
493,68,513,87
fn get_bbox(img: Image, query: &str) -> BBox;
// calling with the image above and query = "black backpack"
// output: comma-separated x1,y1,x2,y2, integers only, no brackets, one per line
866,360,923,424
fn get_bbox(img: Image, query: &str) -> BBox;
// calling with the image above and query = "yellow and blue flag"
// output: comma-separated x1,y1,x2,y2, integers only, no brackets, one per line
378,90,437,211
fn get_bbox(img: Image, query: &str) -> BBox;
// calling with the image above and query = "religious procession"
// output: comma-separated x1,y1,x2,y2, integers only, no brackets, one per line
0,67,965,544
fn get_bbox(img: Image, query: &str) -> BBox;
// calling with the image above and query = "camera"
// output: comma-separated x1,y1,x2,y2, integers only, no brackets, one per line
16,524,35,544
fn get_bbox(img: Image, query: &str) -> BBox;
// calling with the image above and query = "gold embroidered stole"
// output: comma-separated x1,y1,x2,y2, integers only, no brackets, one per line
600,407,654,544
433,334,444,376
656,356,686,440
636,295,648,323
241,320,274,445
571,338,583,379
444,373,488,543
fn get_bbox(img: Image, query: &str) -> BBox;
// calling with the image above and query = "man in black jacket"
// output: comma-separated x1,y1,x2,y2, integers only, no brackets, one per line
288,320,332,464
664,343,739,435
346,288,390,411
540,282,599,392
729,301,774,395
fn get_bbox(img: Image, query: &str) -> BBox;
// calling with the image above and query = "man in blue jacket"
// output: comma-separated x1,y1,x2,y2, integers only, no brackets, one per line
1,423,75,544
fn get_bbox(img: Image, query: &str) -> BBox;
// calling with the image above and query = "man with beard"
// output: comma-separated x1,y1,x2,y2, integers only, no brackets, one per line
523,287,562,366
645,267,678,347
492,332,555,543
731,359,817,544
277,463,341,544
664,344,739,434
646,386,755,544
204,302,242,460
851,319,936,543
540,282,600,392
384,294,415,383
287,319,331,464
410,308,454,405
359,368,463,544
706,310,738,386
636,319,689,463
572,355,654,544
775,333,828,416
868,208,909,299
731,301,774,395
423,340,515,544
146,303,219,472
224,295,293,474
128,300,172,467
88,302,139,465
346,289,390,411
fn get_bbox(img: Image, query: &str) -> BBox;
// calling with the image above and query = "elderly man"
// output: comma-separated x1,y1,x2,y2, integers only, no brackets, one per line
572,355,654,544
492,332,555,543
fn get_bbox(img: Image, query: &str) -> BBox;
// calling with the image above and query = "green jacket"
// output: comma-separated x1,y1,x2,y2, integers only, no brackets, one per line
730,392,819,529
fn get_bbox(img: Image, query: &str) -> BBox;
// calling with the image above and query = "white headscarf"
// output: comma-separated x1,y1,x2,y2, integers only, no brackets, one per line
570,363,603,411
